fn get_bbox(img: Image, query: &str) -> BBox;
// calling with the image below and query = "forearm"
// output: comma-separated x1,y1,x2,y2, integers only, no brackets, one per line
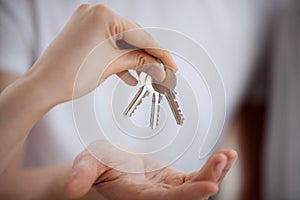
0,163,71,200
0,162,106,200
0,73,54,174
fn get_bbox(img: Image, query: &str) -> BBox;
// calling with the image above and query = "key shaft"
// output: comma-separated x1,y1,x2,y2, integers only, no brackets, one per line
150,92,161,129
164,89,184,125
123,86,149,117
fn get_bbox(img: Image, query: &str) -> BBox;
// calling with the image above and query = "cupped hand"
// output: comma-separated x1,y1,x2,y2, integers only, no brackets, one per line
64,141,237,200
27,4,177,105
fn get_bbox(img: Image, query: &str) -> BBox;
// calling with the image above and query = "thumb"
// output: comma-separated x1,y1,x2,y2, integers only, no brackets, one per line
186,149,237,183
64,151,107,199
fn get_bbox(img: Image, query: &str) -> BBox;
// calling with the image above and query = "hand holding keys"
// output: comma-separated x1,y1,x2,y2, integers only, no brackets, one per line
123,60,184,129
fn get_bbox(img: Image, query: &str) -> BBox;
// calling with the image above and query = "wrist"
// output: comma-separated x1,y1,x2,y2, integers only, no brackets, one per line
23,62,69,108
15,71,56,111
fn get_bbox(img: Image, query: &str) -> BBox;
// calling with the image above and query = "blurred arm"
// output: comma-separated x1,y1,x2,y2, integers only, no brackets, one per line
0,162,105,200
0,71,103,199
0,72,19,93
0,71,54,174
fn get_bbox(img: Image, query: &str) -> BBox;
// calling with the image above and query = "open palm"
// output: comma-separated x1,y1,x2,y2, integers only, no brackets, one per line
65,141,237,200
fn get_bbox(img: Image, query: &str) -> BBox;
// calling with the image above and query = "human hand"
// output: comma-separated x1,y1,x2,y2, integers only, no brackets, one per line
64,141,237,200
26,4,177,106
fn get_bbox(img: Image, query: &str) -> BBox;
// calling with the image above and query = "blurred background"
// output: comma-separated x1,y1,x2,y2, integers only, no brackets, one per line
0,0,299,199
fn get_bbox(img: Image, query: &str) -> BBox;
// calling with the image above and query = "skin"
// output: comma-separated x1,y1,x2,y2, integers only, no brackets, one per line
0,4,238,199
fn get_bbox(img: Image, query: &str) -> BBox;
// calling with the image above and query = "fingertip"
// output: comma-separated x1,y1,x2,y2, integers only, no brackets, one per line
225,151,238,171
216,149,238,171
161,59,178,73
163,53,178,72
168,60,178,72
212,153,228,164
217,149,238,159
172,67,178,72
206,152,227,169
165,64,178,73
229,150,238,160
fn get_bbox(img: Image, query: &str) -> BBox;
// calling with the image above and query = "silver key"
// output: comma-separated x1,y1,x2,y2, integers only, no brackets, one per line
123,72,151,117
150,91,162,129
152,68,184,126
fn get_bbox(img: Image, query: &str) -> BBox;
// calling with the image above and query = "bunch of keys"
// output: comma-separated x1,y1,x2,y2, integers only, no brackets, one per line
123,60,184,129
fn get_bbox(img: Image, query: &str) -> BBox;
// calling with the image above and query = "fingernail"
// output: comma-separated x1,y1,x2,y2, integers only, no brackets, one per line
147,66,166,82
224,159,236,171
215,160,227,177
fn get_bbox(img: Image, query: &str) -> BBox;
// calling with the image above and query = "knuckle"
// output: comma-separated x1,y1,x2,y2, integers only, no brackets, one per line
93,4,111,12
91,4,111,18
173,175,185,185
76,4,90,13
86,4,114,25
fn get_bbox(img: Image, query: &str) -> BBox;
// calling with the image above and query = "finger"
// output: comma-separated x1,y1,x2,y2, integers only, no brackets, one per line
118,17,178,72
214,149,238,181
117,70,138,86
64,151,108,199
165,181,218,200
107,49,166,82
188,153,227,182
186,149,237,183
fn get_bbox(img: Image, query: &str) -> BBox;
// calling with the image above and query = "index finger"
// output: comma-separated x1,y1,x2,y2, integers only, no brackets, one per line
118,17,178,72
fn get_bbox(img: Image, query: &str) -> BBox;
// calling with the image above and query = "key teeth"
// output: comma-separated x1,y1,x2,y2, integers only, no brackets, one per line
156,107,160,127
173,95,184,124
157,95,161,126
171,90,177,98
150,93,160,129
128,91,148,117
